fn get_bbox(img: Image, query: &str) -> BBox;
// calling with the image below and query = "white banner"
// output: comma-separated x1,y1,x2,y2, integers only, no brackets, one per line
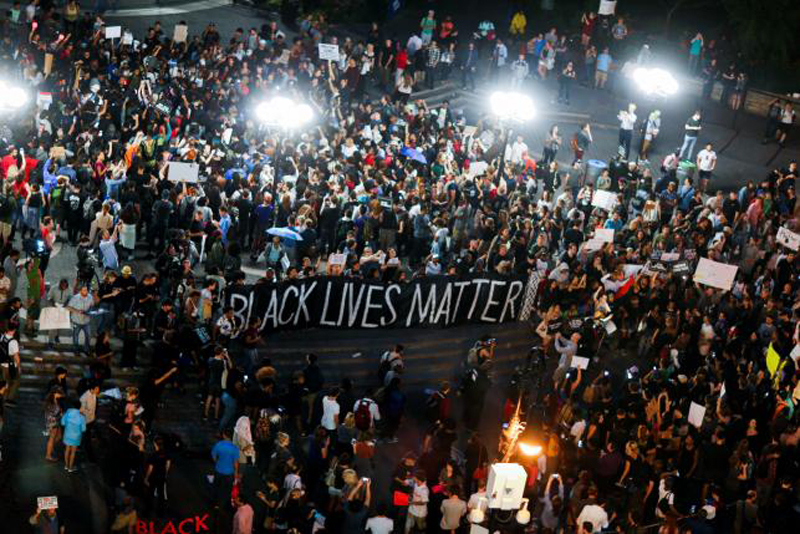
693,257,738,291
595,228,614,243
318,43,340,62
167,161,200,183
105,26,122,39
598,0,617,16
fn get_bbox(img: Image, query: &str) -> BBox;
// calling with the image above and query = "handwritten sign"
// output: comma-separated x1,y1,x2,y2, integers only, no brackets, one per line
173,24,188,44
591,190,618,211
594,228,614,243
693,257,738,291
167,161,200,183
776,226,800,251
38,307,71,331
328,253,347,267
37,496,58,510
571,356,589,370
105,26,122,40
318,43,340,62
688,402,706,428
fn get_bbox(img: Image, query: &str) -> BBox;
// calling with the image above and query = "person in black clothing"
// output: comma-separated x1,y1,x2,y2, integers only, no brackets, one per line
142,436,172,518
318,197,341,255
302,353,324,431
113,266,138,316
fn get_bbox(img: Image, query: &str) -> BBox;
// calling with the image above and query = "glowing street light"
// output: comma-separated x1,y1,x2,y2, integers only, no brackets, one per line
489,90,536,123
632,67,679,98
518,442,542,457
256,96,313,128
0,80,29,111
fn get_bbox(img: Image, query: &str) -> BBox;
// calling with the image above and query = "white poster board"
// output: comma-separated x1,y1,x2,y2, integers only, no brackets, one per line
277,49,291,65
167,161,200,183
693,257,738,291
776,226,800,251
591,190,618,211
598,0,617,16
122,32,134,45
688,401,706,428
37,496,58,510
318,43,340,62
595,228,614,243
328,253,347,266
467,161,489,178
105,26,122,39
173,24,188,44
38,307,72,331
571,356,590,370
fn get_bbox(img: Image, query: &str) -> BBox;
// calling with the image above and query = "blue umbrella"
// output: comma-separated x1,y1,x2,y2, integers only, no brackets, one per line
266,227,304,241
400,146,427,165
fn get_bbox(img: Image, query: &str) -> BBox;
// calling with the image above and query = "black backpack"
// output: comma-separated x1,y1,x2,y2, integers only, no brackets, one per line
0,194,12,218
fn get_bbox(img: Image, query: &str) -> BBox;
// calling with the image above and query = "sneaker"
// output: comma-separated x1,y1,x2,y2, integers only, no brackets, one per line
5,401,17,408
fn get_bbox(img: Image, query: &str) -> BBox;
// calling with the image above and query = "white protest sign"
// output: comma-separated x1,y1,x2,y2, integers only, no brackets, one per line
791,343,800,364
467,161,489,178
318,43,340,61
591,190,618,211
604,320,617,335
623,264,644,278
221,128,233,145
280,255,291,271
571,356,590,370
688,401,706,428
598,0,617,16
167,161,200,183
37,92,53,110
38,307,71,330
328,253,347,266
595,228,614,243
776,226,800,251
105,26,122,39
37,496,58,510
693,257,738,291
581,238,605,253
122,32,133,46
173,24,188,44
660,252,680,262
463,125,478,137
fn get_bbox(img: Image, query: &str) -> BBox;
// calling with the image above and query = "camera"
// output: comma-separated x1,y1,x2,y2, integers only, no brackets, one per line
23,238,48,258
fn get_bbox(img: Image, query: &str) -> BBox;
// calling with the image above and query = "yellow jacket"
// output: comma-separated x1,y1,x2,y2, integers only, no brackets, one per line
510,12,527,35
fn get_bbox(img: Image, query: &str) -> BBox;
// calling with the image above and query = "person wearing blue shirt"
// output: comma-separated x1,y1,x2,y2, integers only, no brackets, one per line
211,429,239,507
678,179,696,212
218,207,232,247
61,401,86,473
595,47,612,89
604,212,623,231
42,158,59,195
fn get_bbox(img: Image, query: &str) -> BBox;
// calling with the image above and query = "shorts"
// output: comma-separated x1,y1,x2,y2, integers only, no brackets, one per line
207,384,222,398
778,123,792,135
698,170,712,180
0,222,10,241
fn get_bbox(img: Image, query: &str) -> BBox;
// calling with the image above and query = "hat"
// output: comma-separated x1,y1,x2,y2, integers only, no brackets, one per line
121,266,132,275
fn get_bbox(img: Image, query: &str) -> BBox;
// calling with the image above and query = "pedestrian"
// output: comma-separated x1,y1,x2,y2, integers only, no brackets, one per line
420,10,436,46
425,41,440,90
405,470,429,533
211,428,239,509
574,123,593,164
509,54,528,89
594,47,612,89
776,102,795,147
66,284,94,355
0,322,20,407
640,110,661,162
29,505,65,534
558,61,576,105
679,110,702,160
491,38,507,81
696,142,717,193
542,125,562,166
79,380,99,461
61,399,86,473
616,103,637,160
763,98,783,143
43,386,64,462
460,41,478,90
232,494,254,534
688,32,703,75
439,487,467,533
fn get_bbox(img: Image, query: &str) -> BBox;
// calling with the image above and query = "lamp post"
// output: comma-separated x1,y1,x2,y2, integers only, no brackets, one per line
631,67,678,164
255,96,314,203
489,91,535,181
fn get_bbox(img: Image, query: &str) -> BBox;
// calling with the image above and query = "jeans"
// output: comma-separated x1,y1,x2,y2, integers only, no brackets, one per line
461,66,476,90
219,392,238,433
688,54,700,75
72,322,91,353
619,129,633,160
95,303,114,335
679,135,697,160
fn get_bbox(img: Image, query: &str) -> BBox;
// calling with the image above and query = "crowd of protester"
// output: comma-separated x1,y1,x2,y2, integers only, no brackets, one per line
0,2,796,534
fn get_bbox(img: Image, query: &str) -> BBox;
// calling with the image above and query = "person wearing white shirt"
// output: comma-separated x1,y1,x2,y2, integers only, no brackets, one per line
320,388,341,431
617,103,637,160
508,135,529,165
576,489,609,533
366,506,394,534
405,473,429,533
695,142,717,193
467,480,487,514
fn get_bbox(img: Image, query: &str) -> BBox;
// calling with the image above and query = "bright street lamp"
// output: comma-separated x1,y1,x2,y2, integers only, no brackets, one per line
632,67,679,98
489,90,536,123
518,442,542,457
0,80,29,111
490,91,535,182
256,97,314,198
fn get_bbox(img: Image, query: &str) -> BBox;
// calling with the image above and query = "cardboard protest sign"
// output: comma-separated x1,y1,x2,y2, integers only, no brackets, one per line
318,43,340,61
38,307,71,330
37,496,58,510
44,53,54,75
776,226,800,251
328,253,347,267
173,24,188,43
693,257,738,291
167,162,200,183
594,228,614,243
591,190,617,211
688,402,706,428
105,26,122,39
571,356,590,370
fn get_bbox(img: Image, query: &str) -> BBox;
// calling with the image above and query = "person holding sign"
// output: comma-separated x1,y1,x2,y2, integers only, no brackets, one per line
29,502,64,534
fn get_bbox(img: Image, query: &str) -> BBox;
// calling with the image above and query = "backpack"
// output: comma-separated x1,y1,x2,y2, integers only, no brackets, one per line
354,399,372,431
377,351,401,381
